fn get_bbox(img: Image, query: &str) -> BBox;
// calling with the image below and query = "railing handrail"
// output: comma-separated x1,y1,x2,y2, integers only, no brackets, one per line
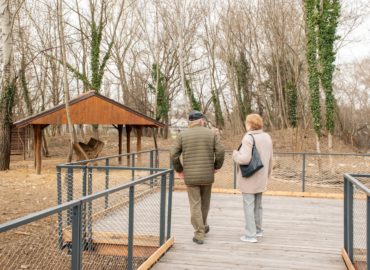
60,149,157,165
61,148,370,167
56,165,167,170
0,169,172,234
225,150,370,157
344,173,370,196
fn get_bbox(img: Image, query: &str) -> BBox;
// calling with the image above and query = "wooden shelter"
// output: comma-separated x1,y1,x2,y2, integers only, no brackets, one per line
13,91,165,174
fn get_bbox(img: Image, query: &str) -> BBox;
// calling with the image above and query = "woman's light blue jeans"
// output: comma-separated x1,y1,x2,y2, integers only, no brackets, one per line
242,193,263,237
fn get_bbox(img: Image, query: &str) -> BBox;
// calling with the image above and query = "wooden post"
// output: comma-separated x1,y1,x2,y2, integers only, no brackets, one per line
126,125,131,166
118,124,123,165
152,127,159,169
136,126,142,166
33,125,43,174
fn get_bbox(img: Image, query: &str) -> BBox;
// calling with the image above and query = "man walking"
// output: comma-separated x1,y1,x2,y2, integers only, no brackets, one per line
171,111,225,244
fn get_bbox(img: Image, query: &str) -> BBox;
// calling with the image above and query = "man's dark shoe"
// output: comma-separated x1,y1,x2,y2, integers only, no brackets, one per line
192,237,204,245
205,225,210,234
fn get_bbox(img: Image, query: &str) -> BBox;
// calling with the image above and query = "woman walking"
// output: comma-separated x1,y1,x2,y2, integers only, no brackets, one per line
232,114,273,243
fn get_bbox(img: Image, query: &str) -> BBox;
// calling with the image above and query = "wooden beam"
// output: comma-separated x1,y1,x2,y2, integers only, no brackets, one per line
341,248,355,270
174,186,344,199
92,244,158,257
138,237,175,270
118,124,123,165
136,126,142,166
126,125,131,166
33,125,43,174
63,230,159,246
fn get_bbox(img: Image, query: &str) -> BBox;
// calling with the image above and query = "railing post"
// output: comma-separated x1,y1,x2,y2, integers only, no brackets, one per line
57,166,63,249
87,167,93,250
71,203,82,270
345,178,354,262
167,171,174,240
132,154,135,180
302,153,306,192
127,185,135,270
160,174,167,246
105,158,109,209
344,176,348,253
233,162,237,190
367,196,370,270
81,166,87,248
150,150,154,188
67,167,74,226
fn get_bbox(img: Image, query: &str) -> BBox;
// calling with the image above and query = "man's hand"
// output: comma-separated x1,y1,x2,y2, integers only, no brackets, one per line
178,171,184,179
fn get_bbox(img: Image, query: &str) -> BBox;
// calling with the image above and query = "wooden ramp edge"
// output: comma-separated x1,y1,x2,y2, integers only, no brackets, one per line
138,237,175,270
174,186,344,199
341,248,355,270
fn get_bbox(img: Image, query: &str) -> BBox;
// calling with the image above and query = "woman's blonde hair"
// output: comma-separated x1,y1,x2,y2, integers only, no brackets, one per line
245,114,263,130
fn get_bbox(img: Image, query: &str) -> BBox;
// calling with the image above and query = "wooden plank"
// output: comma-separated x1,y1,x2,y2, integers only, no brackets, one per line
138,237,174,270
92,244,159,257
341,248,355,270
152,192,346,270
63,230,159,246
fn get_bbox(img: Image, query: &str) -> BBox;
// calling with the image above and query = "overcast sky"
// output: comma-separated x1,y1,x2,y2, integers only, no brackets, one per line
336,1,370,64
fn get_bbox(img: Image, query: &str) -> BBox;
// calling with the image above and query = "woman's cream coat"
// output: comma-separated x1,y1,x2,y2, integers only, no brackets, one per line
232,130,273,194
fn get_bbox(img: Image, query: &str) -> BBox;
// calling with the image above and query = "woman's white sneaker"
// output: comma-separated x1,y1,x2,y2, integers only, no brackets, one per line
240,236,258,243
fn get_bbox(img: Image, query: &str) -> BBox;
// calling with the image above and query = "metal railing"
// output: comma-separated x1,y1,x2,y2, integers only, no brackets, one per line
344,173,370,270
170,150,369,194
0,167,174,270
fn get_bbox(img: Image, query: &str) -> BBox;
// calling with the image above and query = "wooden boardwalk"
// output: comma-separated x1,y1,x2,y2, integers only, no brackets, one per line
152,192,346,270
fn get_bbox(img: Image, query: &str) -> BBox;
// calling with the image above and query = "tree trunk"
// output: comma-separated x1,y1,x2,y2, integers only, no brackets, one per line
57,0,76,162
0,0,15,171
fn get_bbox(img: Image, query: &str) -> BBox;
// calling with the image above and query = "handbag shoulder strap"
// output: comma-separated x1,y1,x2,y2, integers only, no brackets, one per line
249,134,255,145
238,134,255,150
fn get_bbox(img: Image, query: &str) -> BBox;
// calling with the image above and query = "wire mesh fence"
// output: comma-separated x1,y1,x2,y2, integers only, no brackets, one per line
0,212,70,270
169,150,370,194
344,174,370,270
0,168,174,270
353,185,367,270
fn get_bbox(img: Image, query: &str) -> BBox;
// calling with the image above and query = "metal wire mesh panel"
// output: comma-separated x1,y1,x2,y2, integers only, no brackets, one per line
353,185,367,270
269,153,303,192
132,182,162,266
80,189,133,269
214,151,234,189
0,213,71,270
